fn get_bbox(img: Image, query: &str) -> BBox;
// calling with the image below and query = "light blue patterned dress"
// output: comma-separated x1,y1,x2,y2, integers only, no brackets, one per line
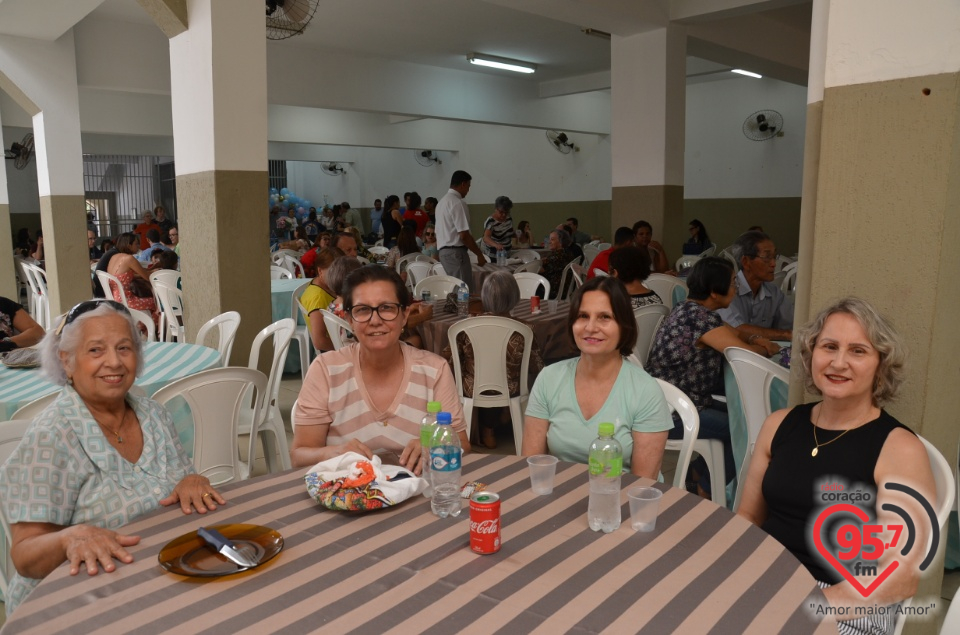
0,385,194,613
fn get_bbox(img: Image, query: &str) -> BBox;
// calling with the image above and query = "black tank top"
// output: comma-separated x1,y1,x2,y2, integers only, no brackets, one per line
760,402,912,582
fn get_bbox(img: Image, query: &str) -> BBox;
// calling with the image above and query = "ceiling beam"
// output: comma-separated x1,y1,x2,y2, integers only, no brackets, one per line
539,71,611,98
136,0,188,39
670,0,810,24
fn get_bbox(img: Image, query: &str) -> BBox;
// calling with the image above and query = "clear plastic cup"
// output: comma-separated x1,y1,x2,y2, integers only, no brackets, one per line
526,455,559,495
548,300,559,313
628,486,663,532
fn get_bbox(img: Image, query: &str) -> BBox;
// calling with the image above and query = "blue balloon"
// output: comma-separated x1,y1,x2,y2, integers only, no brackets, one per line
280,187,290,195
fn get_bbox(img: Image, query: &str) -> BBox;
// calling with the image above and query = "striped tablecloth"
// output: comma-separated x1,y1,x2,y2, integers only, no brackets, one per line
1,454,830,635
0,342,221,420
420,300,577,362
470,262,515,293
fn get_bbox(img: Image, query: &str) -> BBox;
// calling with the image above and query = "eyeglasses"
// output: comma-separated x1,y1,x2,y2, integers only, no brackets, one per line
424,232,435,237
752,253,778,263
348,303,403,322
56,299,129,336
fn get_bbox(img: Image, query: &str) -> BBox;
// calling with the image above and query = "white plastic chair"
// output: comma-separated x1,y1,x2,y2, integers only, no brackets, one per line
288,280,312,379
395,253,421,274
21,263,50,329
645,274,688,310
11,393,58,420
415,254,438,264
581,244,601,270
319,309,353,351
698,243,717,257
368,245,389,256
596,242,611,250
149,270,181,290
241,318,295,475
152,367,268,486
447,316,534,455
415,275,464,299
430,263,446,277
513,260,541,274
654,379,701,491
633,304,670,366
593,268,609,277
195,310,241,366
356,256,370,265
780,262,798,295
0,418,32,597
724,347,790,511
270,265,293,280
718,247,739,271
675,255,701,273
13,256,30,307
557,261,583,300
276,253,305,278
128,307,157,343
513,272,550,300
468,250,478,264
153,281,185,342
97,270,130,307
405,261,435,290
513,249,540,263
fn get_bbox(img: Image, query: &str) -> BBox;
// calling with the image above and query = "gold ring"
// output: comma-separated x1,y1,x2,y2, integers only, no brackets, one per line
202,493,212,498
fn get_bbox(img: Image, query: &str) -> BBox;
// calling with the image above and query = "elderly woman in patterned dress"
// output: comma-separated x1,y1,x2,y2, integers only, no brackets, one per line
0,300,222,614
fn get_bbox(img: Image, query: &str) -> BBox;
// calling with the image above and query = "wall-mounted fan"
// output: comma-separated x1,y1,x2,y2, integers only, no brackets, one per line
4,132,34,170
546,130,578,154
321,162,346,176
742,110,784,141
266,0,319,41
414,150,442,167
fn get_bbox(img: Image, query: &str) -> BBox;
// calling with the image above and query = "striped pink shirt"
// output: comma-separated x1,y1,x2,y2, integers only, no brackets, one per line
295,343,466,453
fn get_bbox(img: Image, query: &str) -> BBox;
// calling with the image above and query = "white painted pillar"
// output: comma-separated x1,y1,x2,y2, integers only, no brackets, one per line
169,0,270,361
610,25,686,244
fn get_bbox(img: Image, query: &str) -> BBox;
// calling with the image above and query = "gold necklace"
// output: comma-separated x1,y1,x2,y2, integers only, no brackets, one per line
811,405,854,457
100,407,128,444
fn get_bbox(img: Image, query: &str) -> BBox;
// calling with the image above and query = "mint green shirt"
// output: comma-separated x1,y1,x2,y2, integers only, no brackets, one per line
526,358,673,468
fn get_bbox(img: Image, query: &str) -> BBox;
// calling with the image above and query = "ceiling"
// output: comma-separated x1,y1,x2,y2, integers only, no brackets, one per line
82,0,812,86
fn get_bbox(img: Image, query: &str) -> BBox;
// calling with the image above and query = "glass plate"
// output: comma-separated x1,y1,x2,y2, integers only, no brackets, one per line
158,523,283,577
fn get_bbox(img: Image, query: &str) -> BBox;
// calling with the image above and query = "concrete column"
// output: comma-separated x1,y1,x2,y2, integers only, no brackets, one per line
168,0,269,362
0,32,89,316
0,112,16,299
611,25,686,247
802,4,960,628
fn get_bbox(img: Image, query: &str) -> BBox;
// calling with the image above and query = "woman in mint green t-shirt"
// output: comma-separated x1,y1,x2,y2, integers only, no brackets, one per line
521,277,672,478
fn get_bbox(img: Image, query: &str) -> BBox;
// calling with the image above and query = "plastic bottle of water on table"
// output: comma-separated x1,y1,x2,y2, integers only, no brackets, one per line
456,283,470,317
497,247,506,266
430,411,462,518
587,422,623,533
420,400,441,498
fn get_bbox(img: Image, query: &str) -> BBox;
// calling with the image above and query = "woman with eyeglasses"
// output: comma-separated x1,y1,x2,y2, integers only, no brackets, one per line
291,266,469,470
0,300,222,614
646,257,778,497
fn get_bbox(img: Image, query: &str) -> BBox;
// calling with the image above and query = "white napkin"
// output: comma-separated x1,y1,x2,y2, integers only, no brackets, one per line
305,451,426,504
505,257,523,265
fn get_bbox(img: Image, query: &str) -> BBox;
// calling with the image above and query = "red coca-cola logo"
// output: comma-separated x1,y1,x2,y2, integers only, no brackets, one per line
471,519,499,534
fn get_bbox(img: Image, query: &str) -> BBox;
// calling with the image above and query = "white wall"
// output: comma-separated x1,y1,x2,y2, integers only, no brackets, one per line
684,75,807,199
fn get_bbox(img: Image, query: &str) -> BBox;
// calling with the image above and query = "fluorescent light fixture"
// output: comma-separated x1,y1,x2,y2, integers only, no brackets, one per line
731,69,762,79
467,53,536,74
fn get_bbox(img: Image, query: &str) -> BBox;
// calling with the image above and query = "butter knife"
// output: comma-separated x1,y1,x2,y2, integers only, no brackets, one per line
197,527,259,569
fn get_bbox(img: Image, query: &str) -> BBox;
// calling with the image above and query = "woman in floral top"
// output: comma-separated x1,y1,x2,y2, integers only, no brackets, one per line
646,257,778,496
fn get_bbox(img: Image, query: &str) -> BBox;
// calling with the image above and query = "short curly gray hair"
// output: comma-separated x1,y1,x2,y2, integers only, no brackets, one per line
796,297,906,406
41,302,144,386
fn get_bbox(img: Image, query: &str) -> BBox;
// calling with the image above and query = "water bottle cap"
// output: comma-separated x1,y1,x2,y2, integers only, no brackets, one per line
427,401,442,413
436,412,452,424
598,422,615,436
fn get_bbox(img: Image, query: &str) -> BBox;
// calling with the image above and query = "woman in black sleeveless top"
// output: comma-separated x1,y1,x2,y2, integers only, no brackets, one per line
380,194,402,248
737,298,936,634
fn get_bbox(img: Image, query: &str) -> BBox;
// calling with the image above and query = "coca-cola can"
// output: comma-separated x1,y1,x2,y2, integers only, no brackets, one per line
469,491,501,554
530,296,541,312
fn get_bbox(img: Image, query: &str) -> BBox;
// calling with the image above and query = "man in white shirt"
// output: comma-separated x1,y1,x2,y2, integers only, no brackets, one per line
436,170,486,290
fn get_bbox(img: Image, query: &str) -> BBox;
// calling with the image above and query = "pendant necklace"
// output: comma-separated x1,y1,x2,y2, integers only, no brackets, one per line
811,404,853,457
100,407,128,444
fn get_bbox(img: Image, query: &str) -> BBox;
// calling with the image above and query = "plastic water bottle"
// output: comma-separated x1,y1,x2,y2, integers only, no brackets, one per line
420,401,441,498
587,422,623,533
430,412,462,518
456,283,470,317
497,247,506,266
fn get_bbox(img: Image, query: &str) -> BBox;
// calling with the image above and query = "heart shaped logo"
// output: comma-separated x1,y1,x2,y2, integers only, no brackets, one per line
812,503,899,598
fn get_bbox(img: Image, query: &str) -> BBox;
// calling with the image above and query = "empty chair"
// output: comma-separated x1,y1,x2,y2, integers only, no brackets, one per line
780,262,798,295
288,280,312,379
270,265,293,280
277,253,305,278
447,316,534,454
128,307,157,343
153,281,185,342
149,270,181,290
513,272,550,300
415,254,438,264
0,419,32,597
513,259,541,274
21,263,51,329
195,310,242,366
395,253,421,274
675,255,701,273
724,347,790,511
430,262,447,277
242,318,296,475
11,393,57,420
645,274,688,310
319,308,353,351
633,304,670,366
405,261,435,290
581,244,601,270
513,249,540,263
368,245,389,256
415,275,464,299
152,367,268,486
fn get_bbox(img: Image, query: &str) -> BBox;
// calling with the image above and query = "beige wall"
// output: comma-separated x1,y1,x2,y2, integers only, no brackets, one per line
682,198,802,260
